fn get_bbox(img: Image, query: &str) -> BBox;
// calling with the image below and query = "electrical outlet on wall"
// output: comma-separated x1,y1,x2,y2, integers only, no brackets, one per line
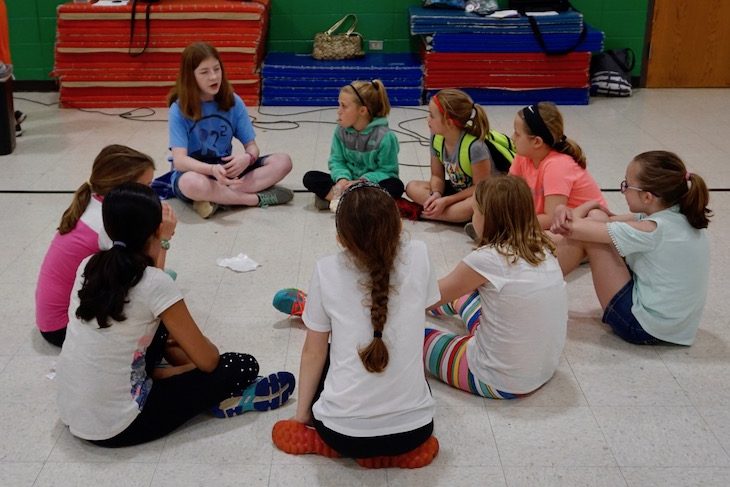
368,40,384,51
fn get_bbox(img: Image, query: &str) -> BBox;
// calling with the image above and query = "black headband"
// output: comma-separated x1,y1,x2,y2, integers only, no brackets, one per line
522,104,555,147
348,84,370,114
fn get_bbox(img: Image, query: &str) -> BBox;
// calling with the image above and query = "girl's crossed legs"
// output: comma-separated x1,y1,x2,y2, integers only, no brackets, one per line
424,291,523,399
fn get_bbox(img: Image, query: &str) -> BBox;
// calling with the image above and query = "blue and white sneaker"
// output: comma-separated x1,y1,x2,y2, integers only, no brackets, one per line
211,371,296,418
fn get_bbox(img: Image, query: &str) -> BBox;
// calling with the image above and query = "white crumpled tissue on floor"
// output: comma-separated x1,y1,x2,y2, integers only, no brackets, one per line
216,253,260,273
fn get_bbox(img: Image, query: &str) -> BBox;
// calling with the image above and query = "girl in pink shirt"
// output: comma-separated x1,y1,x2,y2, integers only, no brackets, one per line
35,145,163,346
509,102,607,229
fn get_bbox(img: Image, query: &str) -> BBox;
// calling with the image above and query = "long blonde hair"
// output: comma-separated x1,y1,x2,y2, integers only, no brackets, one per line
473,176,556,265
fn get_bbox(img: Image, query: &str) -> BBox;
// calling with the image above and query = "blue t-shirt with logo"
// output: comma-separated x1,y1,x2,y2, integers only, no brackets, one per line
169,94,256,164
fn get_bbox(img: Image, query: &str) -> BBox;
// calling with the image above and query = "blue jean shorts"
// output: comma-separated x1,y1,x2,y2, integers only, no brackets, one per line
171,155,268,202
602,280,661,345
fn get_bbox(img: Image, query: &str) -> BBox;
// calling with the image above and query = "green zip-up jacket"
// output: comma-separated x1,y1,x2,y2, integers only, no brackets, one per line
328,116,400,183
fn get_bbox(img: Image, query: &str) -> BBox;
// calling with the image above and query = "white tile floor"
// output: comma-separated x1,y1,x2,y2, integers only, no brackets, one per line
1,89,730,486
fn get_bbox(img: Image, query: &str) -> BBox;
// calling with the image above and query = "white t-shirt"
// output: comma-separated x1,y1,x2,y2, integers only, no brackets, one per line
56,259,183,440
463,246,567,394
304,239,439,437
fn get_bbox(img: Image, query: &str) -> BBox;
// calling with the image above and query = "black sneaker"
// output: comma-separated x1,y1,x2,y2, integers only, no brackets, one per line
15,124,22,137
14,111,26,124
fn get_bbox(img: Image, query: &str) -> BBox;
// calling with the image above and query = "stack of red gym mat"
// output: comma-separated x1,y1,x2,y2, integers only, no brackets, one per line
53,0,270,108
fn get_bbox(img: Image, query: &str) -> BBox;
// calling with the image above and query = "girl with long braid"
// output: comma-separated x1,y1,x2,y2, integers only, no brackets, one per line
272,181,440,469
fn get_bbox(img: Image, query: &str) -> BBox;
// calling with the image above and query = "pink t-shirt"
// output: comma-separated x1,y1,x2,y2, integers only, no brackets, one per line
35,196,111,333
509,151,606,214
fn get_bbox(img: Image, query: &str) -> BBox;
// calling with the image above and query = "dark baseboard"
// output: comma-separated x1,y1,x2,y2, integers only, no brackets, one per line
14,80,59,92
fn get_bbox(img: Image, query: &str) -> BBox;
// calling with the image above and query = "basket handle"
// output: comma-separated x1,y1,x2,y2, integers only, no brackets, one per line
325,14,358,36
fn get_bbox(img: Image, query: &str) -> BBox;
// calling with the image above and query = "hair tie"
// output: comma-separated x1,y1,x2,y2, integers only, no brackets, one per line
373,330,383,338
371,80,379,90
685,171,692,181
522,104,555,147
112,241,127,248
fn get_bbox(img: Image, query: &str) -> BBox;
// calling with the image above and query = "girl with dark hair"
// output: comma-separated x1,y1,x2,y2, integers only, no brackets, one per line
510,101,607,229
302,79,403,211
551,151,712,345
35,144,160,346
56,183,295,447
425,176,567,398
168,42,293,219
272,182,440,469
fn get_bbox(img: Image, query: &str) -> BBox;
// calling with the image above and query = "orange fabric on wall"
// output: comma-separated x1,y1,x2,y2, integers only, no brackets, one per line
0,0,10,64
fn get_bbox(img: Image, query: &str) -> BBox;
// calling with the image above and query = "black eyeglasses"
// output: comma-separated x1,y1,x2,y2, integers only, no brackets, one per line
619,179,646,194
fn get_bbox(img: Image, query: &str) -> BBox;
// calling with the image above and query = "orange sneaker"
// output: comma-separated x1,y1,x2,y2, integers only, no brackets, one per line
271,420,340,458
355,436,439,469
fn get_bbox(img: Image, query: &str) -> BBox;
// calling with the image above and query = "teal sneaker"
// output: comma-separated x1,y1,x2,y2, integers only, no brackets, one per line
273,288,307,317
211,371,296,418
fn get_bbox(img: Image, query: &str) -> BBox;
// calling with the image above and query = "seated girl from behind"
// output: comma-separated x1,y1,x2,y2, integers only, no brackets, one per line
56,183,294,447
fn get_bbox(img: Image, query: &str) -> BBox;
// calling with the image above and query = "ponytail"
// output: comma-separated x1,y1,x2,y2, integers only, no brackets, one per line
75,183,162,328
58,144,155,234
681,172,712,229
75,248,152,328
58,182,93,234
335,182,400,373
349,79,392,118
434,89,490,140
521,102,587,168
634,151,712,229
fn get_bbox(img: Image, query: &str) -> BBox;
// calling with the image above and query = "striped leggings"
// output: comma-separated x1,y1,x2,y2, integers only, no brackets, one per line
424,292,522,400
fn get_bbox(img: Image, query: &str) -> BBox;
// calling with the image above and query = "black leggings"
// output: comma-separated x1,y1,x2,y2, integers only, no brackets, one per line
311,349,433,458
91,327,259,447
40,328,66,347
302,170,404,199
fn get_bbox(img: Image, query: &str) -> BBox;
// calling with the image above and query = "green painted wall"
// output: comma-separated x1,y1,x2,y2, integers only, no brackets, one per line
6,0,648,81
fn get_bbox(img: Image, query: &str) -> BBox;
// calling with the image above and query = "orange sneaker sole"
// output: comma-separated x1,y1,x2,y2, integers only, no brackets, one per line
356,436,439,469
271,420,340,458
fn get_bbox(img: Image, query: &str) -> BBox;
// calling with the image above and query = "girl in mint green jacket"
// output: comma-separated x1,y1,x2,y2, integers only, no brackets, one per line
303,80,403,211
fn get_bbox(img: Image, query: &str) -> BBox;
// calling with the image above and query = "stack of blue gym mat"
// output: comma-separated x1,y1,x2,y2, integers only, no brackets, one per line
261,53,424,106
410,7,604,105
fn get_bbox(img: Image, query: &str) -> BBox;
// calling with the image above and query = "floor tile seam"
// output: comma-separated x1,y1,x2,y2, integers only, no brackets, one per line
694,406,730,462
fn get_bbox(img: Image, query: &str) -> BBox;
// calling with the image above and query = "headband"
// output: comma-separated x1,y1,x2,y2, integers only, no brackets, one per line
522,104,555,147
348,84,370,114
334,180,391,229
112,241,127,248
432,95,463,128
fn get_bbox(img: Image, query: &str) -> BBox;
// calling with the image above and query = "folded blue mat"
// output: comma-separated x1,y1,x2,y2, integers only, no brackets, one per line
262,53,423,78
427,88,589,106
410,7,584,35
261,53,424,106
426,25,603,53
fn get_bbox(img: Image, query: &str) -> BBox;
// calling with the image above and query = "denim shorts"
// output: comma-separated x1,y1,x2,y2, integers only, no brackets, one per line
602,280,661,345
171,155,268,202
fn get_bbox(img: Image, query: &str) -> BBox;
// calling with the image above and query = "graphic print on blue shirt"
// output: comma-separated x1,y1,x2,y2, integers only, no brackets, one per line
189,115,235,164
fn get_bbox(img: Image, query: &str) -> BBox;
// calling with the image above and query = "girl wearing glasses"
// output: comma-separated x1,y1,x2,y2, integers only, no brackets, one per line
551,151,711,345
509,102,606,229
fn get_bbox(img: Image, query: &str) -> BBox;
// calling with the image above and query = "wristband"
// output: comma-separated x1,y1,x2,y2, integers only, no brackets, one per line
160,239,171,250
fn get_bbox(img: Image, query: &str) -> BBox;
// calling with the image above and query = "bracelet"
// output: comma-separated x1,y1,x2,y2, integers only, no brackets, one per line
160,239,171,250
